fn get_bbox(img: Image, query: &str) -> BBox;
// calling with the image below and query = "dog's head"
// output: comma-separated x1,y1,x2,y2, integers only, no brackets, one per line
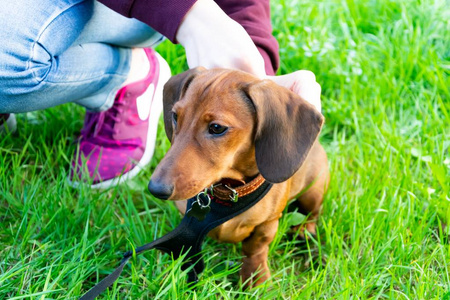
148,68,324,200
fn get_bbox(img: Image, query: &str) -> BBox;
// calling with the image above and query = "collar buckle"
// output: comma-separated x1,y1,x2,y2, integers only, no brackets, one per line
225,185,239,202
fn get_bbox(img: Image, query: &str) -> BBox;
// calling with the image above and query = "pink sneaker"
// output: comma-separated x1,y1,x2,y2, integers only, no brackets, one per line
69,48,171,189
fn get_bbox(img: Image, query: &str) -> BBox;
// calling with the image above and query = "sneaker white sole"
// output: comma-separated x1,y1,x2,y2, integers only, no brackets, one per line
0,113,17,134
69,52,172,190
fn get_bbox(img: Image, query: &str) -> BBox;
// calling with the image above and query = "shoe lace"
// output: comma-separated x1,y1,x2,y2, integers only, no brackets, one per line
80,90,126,139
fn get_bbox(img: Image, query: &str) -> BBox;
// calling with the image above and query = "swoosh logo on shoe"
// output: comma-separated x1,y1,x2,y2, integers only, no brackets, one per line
136,83,155,121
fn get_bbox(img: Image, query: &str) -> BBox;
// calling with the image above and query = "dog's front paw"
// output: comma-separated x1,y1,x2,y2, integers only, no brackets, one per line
240,260,271,289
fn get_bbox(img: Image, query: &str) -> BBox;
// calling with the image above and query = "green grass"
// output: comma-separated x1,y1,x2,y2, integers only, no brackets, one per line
1,0,449,298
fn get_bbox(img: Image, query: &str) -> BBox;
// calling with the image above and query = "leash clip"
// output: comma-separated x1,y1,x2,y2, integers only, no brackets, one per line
186,189,212,221
225,185,239,202
196,189,212,207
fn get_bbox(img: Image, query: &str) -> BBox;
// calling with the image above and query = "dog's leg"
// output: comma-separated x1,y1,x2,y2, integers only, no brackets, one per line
291,173,328,238
291,188,323,237
290,144,329,239
240,218,279,288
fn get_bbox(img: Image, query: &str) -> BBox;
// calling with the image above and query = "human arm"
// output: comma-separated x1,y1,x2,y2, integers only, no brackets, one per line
176,0,267,77
98,0,278,76
98,0,320,108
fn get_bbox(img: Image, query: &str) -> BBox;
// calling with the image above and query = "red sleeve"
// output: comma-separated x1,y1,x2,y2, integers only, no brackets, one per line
99,0,279,75
98,0,198,43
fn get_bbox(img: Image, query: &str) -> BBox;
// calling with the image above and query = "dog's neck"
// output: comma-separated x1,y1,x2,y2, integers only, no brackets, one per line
229,146,260,184
212,174,265,201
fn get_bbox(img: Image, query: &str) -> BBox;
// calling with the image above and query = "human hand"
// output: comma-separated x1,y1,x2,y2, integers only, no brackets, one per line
267,71,322,112
176,0,266,78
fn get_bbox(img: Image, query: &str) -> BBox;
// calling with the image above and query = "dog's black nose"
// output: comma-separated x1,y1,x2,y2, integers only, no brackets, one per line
148,179,173,200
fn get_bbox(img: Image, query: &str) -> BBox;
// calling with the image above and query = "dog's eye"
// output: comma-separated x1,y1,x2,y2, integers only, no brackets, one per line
172,112,178,125
209,123,228,135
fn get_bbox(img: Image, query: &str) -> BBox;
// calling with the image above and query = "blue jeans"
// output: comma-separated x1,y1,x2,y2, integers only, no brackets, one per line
0,0,163,113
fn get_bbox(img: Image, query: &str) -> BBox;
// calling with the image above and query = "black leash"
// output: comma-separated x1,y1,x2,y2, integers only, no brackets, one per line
79,180,272,300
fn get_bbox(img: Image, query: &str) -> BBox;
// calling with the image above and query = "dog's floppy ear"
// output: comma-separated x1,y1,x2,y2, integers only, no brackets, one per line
244,80,324,183
163,67,206,141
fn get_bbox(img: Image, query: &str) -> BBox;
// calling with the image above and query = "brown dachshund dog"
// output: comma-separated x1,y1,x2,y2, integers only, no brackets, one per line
148,67,329,287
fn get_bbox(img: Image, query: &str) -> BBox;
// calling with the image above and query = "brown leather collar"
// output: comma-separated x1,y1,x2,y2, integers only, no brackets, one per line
212,174,265,201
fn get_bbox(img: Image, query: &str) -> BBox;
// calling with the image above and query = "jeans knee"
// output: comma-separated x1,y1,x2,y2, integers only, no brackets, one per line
0,48,49,93
25,1,94,83
0,1,93,97
0,0,95,113
0,35,54,114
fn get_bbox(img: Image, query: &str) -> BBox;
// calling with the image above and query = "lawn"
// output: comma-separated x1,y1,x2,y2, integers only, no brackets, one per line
1,0,449,298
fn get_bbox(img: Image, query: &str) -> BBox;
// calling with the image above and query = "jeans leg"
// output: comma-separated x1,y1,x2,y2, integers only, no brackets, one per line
75,1,164,48
0,0,162,113
73,1,164,110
